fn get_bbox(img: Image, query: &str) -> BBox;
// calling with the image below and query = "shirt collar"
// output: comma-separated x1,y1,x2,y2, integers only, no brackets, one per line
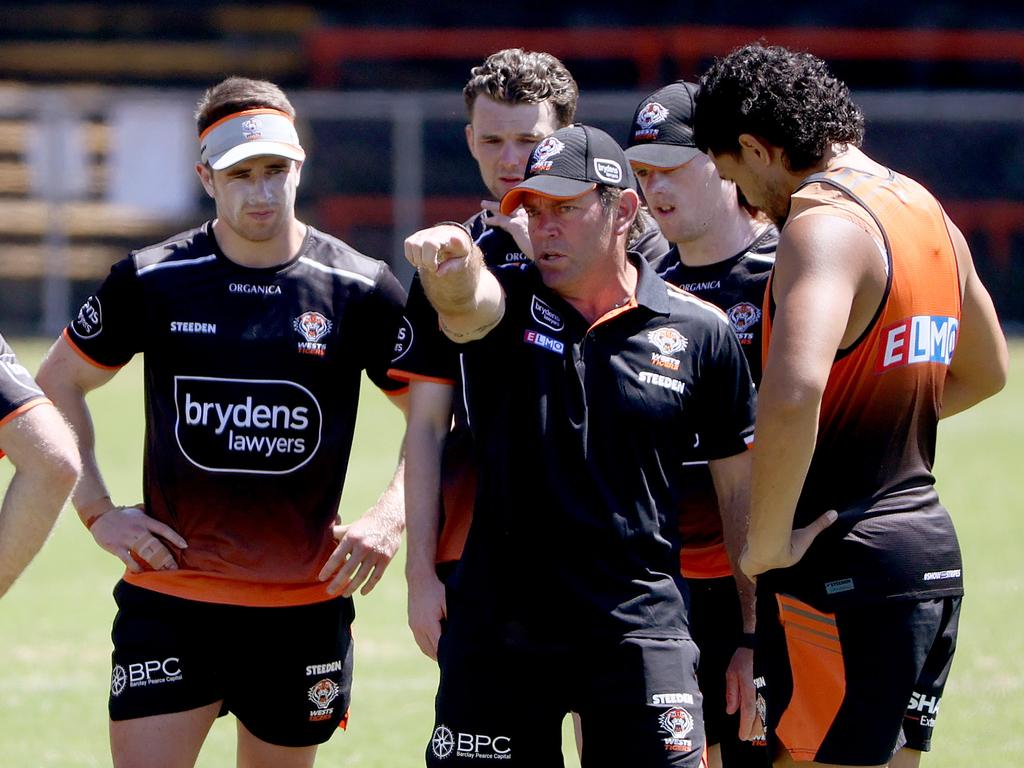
630,251,673,316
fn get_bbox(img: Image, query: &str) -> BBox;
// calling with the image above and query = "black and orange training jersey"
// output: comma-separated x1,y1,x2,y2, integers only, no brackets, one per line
65,222,407,607
658,228,777,579
761,167,964,607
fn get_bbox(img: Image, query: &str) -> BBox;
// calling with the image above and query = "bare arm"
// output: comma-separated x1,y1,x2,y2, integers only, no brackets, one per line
941,217,1008,418
404,224,505,342
36,337,186,571
36,337,118,517
710,451,755,631
741,216,880,576
708,450,759,740
404,381,455,659
319,390,409,597
0,403,80,597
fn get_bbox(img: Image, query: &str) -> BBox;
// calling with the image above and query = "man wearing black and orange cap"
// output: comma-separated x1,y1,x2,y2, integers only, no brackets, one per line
37,77,409,767
405,124,757,767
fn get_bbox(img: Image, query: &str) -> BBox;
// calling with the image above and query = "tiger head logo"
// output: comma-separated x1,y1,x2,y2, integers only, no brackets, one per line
727,302,762,333
530,136,565,172
636,102,669,130
308,678,340,709
294,311,332,343
647,327,687,356
658,706,694,739
241,117,263,140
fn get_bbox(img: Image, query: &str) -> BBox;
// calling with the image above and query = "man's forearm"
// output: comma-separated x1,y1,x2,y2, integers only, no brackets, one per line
711,453,756,631
406,224,505,342
0,466,74,596
722,517,757,632
404,423,447,579
36,343,119,523
748,394,820,568
0,406,79,597
42,380,110,520
365,449,406,534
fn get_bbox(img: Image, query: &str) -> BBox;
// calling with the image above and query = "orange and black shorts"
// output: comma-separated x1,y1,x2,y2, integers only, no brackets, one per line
754,591,960,764
109,580,354,747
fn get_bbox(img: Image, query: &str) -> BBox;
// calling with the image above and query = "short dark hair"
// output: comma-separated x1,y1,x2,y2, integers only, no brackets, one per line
463,48,578,128
194,77,296,136
693,43,864,171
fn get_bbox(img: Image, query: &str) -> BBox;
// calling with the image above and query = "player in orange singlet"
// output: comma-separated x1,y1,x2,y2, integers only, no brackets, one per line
693,44,1008,768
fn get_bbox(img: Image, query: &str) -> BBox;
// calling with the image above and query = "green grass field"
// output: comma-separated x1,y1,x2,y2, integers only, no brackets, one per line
0,338,1021,767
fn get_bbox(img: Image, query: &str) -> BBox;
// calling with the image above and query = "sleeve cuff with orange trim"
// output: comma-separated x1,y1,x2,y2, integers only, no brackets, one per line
386,368,457,387
0,396,51,430
61,328,128,371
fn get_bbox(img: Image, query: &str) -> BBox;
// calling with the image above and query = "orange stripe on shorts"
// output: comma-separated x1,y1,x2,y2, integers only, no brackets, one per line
775,594,845,762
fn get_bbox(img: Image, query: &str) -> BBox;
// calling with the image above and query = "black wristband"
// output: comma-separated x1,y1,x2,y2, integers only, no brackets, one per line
737,632,757,650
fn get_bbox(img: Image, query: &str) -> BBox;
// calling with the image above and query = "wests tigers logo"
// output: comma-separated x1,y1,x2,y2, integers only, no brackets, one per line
647,327,688,356
636,102,669,129
658,706,694,739
530,136,565,172
727,302,762,333
294,311,333,357
294,311,332,343
308,678,340,708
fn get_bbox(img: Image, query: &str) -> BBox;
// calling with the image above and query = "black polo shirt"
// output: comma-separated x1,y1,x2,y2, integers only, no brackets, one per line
446,256,755,645
64,222,406,606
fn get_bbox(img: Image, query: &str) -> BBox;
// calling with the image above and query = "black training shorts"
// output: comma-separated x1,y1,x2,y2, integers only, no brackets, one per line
109,581,354,747
428,625,706,767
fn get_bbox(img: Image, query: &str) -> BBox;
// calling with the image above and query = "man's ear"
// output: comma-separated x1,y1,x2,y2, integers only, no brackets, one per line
615,188,641,236
464,123,477,161
195,162,215,198
738,133,774,169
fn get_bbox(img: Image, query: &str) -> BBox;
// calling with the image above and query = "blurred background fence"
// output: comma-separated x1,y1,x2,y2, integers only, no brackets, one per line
2,3,1022,334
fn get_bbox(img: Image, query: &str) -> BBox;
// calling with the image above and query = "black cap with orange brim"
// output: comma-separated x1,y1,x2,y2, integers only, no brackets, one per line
500,124,635,214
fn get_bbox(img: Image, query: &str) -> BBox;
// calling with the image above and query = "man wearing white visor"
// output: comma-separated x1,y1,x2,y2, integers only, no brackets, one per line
38,77,410,768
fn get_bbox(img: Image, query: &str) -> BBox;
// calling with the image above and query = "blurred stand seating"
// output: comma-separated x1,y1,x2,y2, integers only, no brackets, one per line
0,5,1022,329
301,25,1024,324
0,4,318,332
307,25,1024,90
